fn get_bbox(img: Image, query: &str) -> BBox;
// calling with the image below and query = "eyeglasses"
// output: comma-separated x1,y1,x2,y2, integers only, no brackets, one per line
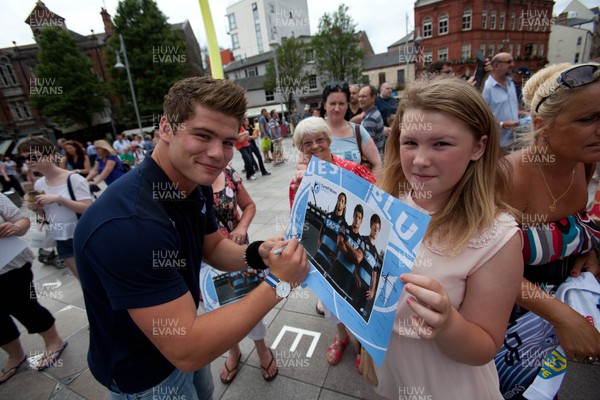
535,63,600,113
302,137,328,148
325,81,349,91
496,60,514,64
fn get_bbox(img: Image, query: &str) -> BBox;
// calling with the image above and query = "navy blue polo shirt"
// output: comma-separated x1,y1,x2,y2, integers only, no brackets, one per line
74,157,218,393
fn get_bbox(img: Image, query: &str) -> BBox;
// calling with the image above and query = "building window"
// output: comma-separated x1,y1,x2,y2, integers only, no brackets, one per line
516,44,521,57
539,44,544,57
0,56,18,87
423,17,432,38
228,14,237,31
397,69,405,84
438,47,448,61
265,90,274,101
462,9,472,30
305,48,315,62
487,43,495,58
308,75,317,90
531,44,537,57
245,67,258,77
438,13,449,35
253,5,263,53
577,36,582,46
508,43,513,55
574,53,580,63
231,33,240,49
424,51,433,64
519,12,524,31
500,12,505,30
461,44,471,60
480,43,486,55
490,11,496,30
482,9,487,29
9,101,31,121
252,2,257,11
511,11,516,30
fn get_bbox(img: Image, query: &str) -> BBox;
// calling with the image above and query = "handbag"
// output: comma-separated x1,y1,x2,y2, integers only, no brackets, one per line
354,124,373,170
354,341,378,386
30,213,55,248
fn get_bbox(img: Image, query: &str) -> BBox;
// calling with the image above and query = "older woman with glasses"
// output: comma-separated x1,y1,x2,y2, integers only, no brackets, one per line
319,82,382,176
496,63,600,396
289,117,376,367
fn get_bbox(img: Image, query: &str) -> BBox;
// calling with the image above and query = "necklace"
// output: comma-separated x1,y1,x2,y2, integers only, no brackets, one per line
537,165,575,212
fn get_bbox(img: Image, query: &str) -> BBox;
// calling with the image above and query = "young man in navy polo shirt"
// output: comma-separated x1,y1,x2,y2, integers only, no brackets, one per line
74,76,308,399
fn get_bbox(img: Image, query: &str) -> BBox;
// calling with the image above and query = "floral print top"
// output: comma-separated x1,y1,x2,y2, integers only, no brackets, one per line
214,166,248,244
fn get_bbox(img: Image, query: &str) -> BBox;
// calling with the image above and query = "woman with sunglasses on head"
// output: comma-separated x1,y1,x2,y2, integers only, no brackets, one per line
497,63,600,395
319,82,382,176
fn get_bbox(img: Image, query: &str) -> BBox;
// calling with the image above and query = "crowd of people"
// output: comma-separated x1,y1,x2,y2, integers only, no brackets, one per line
0,56,598,400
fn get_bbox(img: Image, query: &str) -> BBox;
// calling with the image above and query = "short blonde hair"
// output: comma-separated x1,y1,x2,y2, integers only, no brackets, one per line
293,117,333,152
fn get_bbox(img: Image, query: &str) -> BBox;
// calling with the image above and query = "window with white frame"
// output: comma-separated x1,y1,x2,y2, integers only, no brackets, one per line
424,51,433,64
508,43,513,55
231,33,240,49
511,11,516,30
577,36,582,46
308,75,317,90
482,9,487,29
245,67,258,77
462,9,472,30
516,44,521,57
461,44,471,60
9,101,31,120
539,44,544,57
0,56,18,87
490,11,496,30
500,12,505,30
438,47,448,61
480,43,486,55
265,90,274,101
439,13,449,35
575,53,580,63
519,12,524,31
423,17,432,38
532,44,537,57
228,14,237,31
488,43,495,58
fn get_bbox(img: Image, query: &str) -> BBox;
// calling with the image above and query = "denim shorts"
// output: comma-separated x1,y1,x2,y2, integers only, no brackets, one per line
108,365,213,400
56,239,74,260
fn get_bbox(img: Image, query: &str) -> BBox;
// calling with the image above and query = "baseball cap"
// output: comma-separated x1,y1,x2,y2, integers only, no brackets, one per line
517,66,531,76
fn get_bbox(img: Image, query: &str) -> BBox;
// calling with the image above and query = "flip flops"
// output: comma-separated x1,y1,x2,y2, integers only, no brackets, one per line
220,353,241,384
260,349,278,382
0,356,27,385
37,341,68,371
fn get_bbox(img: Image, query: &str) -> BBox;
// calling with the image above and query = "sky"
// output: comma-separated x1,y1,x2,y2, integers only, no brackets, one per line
0,0,594,54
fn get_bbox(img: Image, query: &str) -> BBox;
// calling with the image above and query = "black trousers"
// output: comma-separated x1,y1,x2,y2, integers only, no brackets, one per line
249,140,268,174
2,175,25,197
0,263,55,346
239,146,256,179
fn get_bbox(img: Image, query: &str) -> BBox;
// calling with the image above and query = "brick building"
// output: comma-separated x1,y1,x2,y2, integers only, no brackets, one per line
0,1,204,153
414,0,554,77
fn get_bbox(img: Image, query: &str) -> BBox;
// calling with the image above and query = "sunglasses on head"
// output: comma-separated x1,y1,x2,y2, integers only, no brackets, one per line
325,81,349,91
535,63,600,113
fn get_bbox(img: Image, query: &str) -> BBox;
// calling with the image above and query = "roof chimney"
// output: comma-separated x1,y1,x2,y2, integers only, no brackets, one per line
101,8,113,37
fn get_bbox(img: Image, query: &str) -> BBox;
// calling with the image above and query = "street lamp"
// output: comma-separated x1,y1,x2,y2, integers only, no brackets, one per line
114,34,143,135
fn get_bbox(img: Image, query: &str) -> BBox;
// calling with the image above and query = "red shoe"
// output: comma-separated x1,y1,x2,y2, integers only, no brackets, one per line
325,335,350,366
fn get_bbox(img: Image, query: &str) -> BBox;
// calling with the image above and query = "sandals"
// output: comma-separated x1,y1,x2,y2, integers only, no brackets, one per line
37,341,68,371
220,353,241,384
0,356,27,385
260,349,278,382
325,335,350,366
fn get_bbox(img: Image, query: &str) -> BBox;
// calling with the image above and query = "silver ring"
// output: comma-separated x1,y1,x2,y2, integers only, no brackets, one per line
584,355,595,364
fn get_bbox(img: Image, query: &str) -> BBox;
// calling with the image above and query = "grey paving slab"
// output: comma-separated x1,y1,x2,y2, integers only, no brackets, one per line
217,364,321,400
318,388,366,400
557,361,600,400
0,365,57,399
67,369,107,400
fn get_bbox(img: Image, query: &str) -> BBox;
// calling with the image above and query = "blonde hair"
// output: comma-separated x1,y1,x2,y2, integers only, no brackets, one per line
293,117,333,151
380,77,512,255
519,62,600,145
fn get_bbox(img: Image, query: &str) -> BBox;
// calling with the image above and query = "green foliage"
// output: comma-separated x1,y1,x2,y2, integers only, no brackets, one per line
106,0,189,124
311,4,363,84
31,27,106,128
264,37,309,114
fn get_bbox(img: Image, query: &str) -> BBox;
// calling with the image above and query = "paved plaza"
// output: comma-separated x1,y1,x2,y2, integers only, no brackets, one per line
1,136,598,399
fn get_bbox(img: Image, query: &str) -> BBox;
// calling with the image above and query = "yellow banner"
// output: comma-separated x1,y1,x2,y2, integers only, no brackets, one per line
198,0,223,79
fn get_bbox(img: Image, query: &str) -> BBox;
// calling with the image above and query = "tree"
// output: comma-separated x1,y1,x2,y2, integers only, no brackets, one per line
311,4,363,84
31,27,106,128
263,37,309,114
105,0,189,125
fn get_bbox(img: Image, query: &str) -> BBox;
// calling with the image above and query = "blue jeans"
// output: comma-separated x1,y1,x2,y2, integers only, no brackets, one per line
108,365,213,400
